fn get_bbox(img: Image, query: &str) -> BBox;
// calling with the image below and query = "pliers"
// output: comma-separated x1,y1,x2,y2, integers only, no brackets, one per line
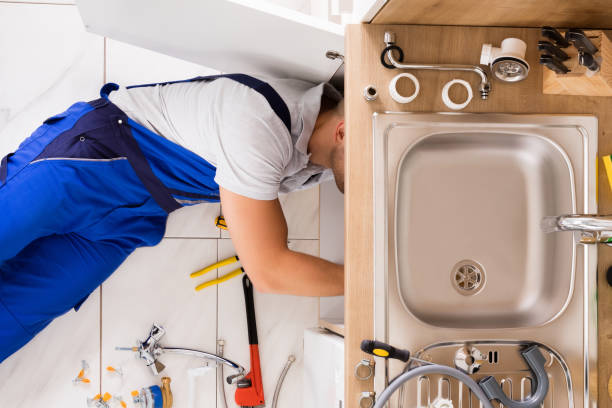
190,255,244,291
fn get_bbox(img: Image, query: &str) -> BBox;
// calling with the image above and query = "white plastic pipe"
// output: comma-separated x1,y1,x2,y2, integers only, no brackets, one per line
187,366,213,408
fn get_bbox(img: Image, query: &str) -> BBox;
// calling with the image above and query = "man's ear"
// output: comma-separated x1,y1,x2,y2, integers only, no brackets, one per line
334,120,345,145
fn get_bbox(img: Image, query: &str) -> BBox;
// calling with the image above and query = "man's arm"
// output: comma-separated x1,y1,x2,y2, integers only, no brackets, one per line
220,187,344,296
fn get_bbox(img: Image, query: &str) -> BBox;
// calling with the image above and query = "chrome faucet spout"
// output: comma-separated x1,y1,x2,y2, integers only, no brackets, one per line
543,214,612,244
383,31,492,99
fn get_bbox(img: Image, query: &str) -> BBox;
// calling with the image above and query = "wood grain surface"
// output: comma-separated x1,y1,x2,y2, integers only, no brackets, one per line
372,0,612,29
345,24,612,408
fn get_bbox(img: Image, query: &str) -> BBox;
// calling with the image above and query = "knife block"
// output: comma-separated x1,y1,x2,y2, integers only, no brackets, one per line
542,30,612,97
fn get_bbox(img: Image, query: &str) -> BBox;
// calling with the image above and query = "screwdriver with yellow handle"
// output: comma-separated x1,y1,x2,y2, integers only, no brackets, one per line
190,255,244,291
361,339,432,365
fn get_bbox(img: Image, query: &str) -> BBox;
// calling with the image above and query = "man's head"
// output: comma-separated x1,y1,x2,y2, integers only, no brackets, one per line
309,96,345,193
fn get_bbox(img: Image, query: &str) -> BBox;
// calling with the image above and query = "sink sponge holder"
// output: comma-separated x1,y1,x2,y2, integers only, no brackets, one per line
478,345,550,408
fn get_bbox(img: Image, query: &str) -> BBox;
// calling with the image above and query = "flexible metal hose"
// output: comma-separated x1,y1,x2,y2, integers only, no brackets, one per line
272,355,296,408
217,340,228,408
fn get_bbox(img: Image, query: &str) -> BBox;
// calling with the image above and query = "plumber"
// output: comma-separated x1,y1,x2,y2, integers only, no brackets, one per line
0,74,345,362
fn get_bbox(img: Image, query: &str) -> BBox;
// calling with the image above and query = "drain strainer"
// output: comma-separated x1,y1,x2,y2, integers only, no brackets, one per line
451,260,485,295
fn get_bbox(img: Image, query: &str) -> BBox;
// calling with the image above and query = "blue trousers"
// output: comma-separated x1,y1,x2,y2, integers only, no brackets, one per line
0,74,291,363
0,97,219,362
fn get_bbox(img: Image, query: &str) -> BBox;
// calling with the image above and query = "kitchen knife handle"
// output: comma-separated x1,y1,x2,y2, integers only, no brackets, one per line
539,54,570,74
579,52,600,72
566,29,599,54
542,26,571,48
537,41,570,61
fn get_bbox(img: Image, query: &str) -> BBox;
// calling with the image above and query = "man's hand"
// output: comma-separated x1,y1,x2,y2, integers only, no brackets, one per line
219,187,344,296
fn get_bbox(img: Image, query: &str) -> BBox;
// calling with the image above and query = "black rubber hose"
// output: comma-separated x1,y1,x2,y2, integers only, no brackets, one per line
380,45,404,69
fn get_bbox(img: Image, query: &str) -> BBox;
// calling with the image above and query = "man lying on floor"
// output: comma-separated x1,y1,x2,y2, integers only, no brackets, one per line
0,74,345,362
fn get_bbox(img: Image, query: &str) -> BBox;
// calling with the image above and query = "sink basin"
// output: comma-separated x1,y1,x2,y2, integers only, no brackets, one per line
372,113,598,408
395,131,574,329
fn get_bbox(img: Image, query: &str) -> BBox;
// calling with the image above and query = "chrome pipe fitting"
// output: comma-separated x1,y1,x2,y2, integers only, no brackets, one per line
363,85,378,101
383,31,492,100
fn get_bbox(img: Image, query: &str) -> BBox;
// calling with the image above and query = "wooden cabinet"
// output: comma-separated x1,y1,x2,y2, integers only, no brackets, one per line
372,0,612,28
344,23,612,408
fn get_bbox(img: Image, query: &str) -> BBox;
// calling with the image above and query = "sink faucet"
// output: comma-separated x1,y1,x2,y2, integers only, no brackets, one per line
383,31,492,99
117,323,246,383
542,214,612,244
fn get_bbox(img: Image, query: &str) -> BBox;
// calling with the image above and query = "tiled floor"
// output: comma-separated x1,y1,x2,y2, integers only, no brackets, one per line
0,2,323,407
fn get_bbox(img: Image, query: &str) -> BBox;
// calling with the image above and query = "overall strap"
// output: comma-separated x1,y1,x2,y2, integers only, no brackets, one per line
86,96,183,214
0,153,14,186
125,73,292,134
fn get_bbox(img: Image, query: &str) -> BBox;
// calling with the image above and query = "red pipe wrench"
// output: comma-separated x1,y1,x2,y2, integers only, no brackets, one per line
235,275,265,407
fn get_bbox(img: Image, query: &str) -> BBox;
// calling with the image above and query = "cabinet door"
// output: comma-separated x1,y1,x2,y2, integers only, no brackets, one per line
76,0,345,83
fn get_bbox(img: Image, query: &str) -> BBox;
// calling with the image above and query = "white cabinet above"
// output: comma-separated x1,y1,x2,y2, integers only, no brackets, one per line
77,0,345,83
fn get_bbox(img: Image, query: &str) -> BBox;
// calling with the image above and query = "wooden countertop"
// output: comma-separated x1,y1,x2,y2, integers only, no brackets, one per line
344,24,612,407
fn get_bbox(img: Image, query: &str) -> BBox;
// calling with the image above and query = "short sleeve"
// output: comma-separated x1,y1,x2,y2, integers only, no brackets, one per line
213,82,292,200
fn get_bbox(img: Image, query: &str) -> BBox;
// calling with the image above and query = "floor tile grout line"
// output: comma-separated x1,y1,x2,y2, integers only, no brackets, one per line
216,238,219,408
99,36,107,396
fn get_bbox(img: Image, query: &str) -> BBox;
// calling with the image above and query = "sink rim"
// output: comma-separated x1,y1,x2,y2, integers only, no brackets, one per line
371,112,598,408
392,129,578,329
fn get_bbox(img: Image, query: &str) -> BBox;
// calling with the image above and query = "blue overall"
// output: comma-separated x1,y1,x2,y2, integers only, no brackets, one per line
0,74,291,363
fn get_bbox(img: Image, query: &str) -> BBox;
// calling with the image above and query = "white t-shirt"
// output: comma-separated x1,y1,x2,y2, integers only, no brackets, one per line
109,76,341,200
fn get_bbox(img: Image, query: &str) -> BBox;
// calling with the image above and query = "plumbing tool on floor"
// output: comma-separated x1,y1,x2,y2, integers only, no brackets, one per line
235,275,265,407
87,392,113,408
190,255,244,291
116,323,246,384
271,355,296,408
106,365,124,378
88,392,126,408
215,215,228,230
132,377,173,408
73,360,91,384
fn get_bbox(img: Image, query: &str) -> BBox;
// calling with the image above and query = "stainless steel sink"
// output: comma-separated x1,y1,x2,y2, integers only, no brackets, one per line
372,113,598,407
396,131,575,329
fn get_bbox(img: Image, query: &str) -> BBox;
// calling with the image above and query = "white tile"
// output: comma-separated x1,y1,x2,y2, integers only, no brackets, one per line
0,3,104,158
101,239,218,408
106,39,223,239
280,187,320,239
319,180,344,263
221,186,320,240
165,204,222,238
0,290,101,407
318,180,344,323
217,239,319,408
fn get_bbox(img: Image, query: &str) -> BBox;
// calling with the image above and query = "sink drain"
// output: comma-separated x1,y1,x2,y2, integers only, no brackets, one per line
451,260,485,295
